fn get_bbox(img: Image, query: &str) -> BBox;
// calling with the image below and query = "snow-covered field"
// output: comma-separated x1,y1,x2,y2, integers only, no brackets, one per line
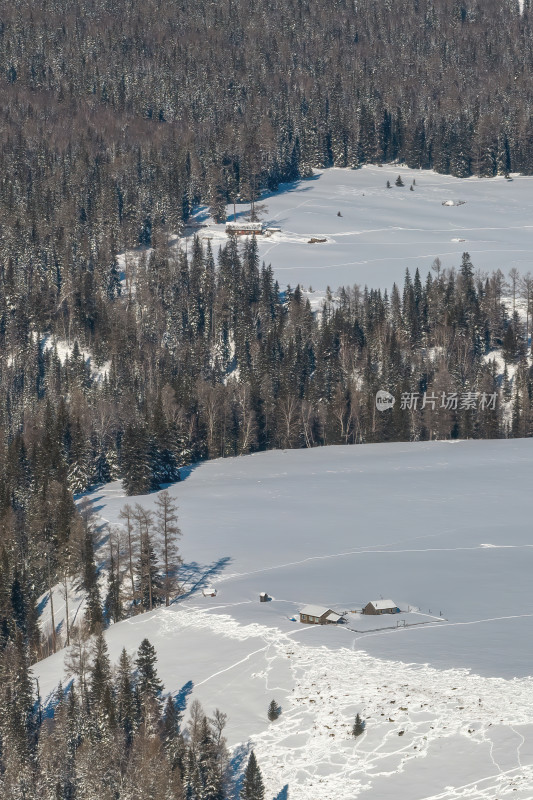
36,439,533,799
191,165,533,293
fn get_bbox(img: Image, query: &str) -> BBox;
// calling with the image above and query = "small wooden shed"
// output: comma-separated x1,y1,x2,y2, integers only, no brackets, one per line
259,592,270,602
202,586,217,597
299,604,343,625
362,599,399,615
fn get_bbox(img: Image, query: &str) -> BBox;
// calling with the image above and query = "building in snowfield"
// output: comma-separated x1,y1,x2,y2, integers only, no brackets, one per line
259,592,270,602
202,586,217,597
225,221,263,236
299,605,344,625
363,599,400,615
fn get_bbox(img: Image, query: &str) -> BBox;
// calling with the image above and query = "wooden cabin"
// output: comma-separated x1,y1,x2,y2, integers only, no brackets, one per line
226,221,263,236
362,599,400,615
259,592,270,602
202,586,217,597
299,604,343,625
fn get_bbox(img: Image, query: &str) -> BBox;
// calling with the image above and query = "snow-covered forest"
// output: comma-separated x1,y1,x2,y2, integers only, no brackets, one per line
1,0,533,797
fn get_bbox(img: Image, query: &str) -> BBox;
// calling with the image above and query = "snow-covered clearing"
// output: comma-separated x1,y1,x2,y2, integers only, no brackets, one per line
189,166,533,293
40,334,110,382
35,439,533,799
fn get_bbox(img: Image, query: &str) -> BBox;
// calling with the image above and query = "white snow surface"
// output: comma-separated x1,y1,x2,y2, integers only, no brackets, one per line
35,439,533,799
190,166,533,292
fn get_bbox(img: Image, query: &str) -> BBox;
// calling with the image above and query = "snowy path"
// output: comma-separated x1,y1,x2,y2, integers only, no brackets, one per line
153,605,533,800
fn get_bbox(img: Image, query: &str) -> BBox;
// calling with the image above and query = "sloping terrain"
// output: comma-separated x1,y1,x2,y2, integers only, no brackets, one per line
36,439,533,799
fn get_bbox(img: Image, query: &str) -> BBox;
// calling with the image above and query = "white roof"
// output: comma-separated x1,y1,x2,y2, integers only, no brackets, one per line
300,604,335,617
324,611,342,621
226,221,262,230
367,599,397,609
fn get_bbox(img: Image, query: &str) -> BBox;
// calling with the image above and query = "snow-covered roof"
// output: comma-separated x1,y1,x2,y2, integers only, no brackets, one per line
300,604,334,617
226,221,263,231
324,610,342,622
367,599,397,609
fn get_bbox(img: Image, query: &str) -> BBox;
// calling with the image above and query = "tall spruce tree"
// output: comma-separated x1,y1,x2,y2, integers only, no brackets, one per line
135,639,163,701
240,750,265,800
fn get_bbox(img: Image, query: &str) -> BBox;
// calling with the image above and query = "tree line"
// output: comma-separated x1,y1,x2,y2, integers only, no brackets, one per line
0,631,267,799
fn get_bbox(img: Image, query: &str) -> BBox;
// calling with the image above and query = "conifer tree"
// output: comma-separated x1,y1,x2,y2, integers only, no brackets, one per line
89,630,115,738
352,712,365,737
116,648,136,745
240,750,265,800
104,548,122,624
135,638,163,701
121,425,153,495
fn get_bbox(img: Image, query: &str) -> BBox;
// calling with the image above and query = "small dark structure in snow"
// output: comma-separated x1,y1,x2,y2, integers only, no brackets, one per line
226,221,263,236
363,599,400,615
202,586,217,597
259,592,270,602
299,604,344,625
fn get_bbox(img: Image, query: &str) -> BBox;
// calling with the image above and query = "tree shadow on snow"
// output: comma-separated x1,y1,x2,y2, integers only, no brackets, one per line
227,743,250,800
174,556,232,601
41,679,74,720
259,172,321,203
176,461,203,482
36,594,50,617
174,680,194,712
273,787,289,800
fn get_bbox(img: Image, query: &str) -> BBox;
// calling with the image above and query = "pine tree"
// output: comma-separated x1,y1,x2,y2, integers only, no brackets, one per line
104,549,122,624
267,699,281,721
116,648,136,745
80,515,103,634
395,174,404,186
89,630,115,738
135,638,163,700
121,424,153,495
352,712,365,737
240,750,264,800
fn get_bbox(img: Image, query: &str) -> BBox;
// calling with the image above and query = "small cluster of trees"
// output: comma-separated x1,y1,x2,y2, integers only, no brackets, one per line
0,630,268,799
81,489,183,644
0,485,183,667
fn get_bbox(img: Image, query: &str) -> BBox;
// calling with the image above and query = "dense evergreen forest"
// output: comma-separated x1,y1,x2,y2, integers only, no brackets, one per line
1,0,533,795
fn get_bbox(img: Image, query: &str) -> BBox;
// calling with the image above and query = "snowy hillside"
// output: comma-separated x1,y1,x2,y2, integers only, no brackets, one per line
36,439,533,800
187,166,533,293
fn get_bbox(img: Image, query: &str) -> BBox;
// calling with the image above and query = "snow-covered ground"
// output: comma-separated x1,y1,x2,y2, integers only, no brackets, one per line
189,166,533,293
36,439,533,799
